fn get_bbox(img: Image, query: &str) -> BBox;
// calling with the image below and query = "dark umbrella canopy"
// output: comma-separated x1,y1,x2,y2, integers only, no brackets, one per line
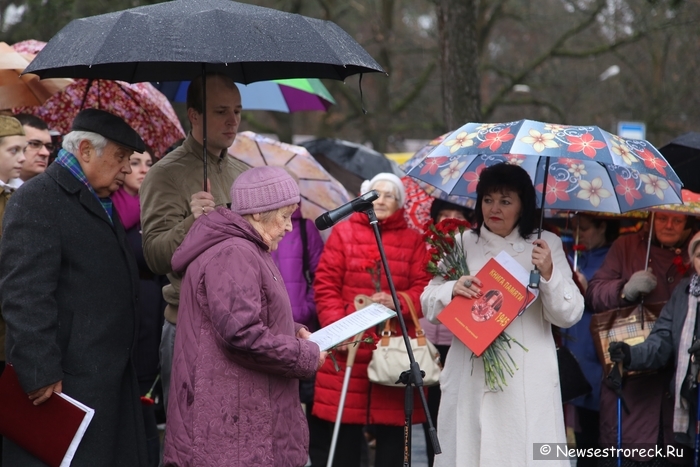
300,138,401,195
23,0,385,83
659,132,700,192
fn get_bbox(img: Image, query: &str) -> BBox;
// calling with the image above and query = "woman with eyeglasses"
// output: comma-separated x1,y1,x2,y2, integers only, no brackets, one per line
111,145,166,467
587,212,696,466
309,173,432,467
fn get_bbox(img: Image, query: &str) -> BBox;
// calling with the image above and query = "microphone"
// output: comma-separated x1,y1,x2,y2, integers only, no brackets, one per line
315,191,379,230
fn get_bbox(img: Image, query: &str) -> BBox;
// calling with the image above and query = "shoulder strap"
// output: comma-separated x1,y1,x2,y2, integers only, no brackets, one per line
300,219,312,289
397,291,426,346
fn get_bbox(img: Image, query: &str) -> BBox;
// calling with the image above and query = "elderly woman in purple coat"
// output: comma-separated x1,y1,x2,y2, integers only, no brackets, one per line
163,166,326,467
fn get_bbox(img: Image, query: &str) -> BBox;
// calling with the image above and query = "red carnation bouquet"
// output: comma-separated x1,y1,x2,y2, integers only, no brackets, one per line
424,217,527,391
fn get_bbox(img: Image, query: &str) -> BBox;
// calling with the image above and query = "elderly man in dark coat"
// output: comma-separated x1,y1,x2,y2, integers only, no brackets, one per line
0,109,149,466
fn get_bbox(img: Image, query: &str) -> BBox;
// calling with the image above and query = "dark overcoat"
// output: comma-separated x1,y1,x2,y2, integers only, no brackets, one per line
0,163,148,466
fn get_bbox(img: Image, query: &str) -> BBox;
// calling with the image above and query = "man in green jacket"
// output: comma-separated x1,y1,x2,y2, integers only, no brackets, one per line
139,73,248,411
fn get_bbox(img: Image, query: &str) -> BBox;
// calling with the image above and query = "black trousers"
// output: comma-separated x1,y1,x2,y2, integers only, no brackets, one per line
574,407,599,467
0,361,4,467
423,344,450,467
307,413,364,467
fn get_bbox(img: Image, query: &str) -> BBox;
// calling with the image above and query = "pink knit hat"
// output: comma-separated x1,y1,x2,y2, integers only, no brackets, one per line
230,166,300,215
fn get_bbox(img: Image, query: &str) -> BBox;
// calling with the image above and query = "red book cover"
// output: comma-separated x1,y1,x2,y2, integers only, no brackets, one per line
437,251,537,357
0,364,94,467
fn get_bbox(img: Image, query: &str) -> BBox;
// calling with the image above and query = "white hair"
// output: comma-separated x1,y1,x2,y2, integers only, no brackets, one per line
62,131,108,157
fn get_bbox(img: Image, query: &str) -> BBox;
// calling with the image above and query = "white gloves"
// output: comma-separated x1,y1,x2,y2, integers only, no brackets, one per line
622,269,657,301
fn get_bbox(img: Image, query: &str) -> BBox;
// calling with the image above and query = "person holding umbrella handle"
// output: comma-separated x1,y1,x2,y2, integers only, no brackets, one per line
587,212,695,466
606,231,700,464
620,269,658,302
140,73,249,418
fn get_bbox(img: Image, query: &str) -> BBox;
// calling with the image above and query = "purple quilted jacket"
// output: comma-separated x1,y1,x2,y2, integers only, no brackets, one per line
163,207,320,467
271,208,324,329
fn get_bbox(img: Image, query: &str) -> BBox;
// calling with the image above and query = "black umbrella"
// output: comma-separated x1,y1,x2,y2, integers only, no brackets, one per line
300,138,402,195
23,0,384,83
659,132,700,193
24,0,385,187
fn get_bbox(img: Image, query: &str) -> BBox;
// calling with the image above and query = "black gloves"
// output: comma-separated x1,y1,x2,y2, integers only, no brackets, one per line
688,339,700,359
608,341,631,366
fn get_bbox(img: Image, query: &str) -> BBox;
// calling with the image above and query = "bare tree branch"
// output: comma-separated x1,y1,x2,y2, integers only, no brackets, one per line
391,61,437,114
482,0,608,118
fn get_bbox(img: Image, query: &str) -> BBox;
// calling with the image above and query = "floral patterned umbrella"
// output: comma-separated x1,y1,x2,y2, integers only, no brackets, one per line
401,133,477,234
11,40,184,158
228,131,351,224
406,119,683,214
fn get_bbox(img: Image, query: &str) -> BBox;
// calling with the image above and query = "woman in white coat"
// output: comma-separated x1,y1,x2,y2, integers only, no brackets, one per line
420,163,584,467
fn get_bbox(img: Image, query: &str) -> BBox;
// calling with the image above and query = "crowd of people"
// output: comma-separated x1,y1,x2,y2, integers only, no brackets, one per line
0,70,699,467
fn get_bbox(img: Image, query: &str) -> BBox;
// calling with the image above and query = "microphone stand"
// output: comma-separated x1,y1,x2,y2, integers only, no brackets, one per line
363,207,441,466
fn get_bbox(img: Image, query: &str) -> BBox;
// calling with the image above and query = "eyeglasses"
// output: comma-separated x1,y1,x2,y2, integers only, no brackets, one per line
376,192,398,202
656,215,686,227
26,140,55,152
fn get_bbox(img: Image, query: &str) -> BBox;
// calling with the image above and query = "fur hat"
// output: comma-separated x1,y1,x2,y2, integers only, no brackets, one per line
230,166,300,215
360,172,406,207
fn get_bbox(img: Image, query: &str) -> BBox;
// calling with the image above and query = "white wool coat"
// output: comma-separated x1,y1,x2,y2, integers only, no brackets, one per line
421,227,584,467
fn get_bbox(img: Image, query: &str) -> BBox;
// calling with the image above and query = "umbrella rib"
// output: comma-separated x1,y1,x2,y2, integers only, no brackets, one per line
300,194,331,211
253,140,269,166
116,81,151,123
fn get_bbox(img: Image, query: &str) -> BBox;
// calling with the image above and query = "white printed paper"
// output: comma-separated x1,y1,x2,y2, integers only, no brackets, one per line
494,250,539,303
56,392,95,467
309,303,396,351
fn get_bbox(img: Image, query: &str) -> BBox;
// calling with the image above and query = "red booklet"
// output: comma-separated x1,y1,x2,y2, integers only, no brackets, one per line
438,251,538,356
0,364,95,467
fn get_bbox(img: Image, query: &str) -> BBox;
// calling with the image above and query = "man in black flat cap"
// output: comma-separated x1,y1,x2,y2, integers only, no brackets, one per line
0,109,149,467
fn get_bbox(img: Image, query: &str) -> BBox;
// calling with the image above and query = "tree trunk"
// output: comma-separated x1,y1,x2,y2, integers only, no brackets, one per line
436,0,481,130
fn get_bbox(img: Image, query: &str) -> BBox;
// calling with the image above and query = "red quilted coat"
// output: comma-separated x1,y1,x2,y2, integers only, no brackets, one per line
312,209,432,426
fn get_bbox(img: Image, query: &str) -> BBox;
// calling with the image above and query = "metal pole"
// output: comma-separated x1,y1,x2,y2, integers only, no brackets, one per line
201,64,208,191
645,212,655,270
327,331,364,467
573,221,581,272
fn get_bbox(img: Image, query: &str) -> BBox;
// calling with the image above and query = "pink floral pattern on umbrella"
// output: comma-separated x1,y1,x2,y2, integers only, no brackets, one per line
420,156,447,176
478,128,514,151
637,148,668,176
615,174,643,206
566,133,606,158
11,40,184,158
462,163,486,193
536,179,570,205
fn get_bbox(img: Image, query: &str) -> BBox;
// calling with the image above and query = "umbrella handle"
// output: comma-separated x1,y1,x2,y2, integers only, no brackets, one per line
645,212,654,271
530,157,551,289
201,65,208,191
573,222,580,272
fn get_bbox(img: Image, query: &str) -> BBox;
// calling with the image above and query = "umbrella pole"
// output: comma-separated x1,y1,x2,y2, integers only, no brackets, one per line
617,386,622,467
645,212,655,271
327,332,364,467
201,65,208,191
80,78,95,110
573,222,580,272
529,156,551,288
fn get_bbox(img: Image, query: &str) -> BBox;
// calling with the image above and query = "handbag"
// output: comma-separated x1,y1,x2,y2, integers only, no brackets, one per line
557,346,592,403
589,302,665,376
367,291,442,387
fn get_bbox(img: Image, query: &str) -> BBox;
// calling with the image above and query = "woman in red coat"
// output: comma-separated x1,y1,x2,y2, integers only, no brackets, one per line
310,173,433,467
